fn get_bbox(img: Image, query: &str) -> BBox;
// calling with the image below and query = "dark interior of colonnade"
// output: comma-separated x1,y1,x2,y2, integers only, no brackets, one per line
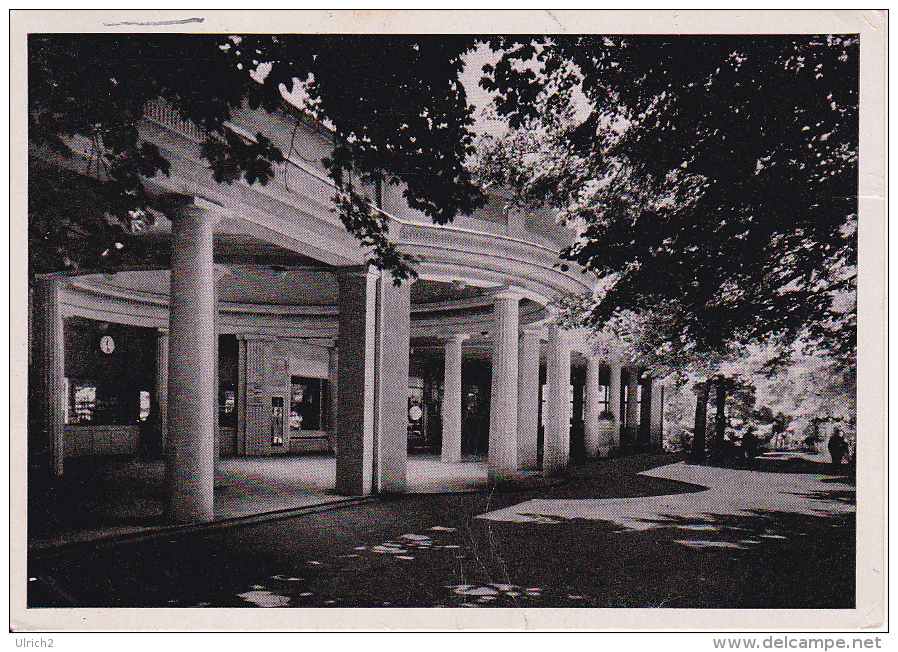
39,316,515,464
49,319,631,466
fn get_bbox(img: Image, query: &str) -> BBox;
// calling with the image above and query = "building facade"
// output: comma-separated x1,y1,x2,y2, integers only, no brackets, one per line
29,99,665,522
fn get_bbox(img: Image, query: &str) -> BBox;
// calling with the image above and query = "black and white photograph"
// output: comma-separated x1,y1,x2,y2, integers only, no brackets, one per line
10,9,885,636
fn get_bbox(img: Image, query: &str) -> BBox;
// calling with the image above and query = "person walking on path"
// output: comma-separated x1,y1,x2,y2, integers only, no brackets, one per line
828,430,847,467
742,427,760,470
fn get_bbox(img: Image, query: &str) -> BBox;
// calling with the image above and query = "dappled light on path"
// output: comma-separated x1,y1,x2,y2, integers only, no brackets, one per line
236,586,292,608
476,462,855,536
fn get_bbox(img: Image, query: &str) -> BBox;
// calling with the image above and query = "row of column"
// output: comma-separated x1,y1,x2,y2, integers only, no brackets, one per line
35,201,665,523
439,301,666,479
436,292,575,481
333,267,411,496
33,204,219,524
159,207,415,517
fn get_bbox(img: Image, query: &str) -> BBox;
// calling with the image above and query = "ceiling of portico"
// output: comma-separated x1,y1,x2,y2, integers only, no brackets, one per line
213,234,333,268
411,281,486,304
77,267,500,309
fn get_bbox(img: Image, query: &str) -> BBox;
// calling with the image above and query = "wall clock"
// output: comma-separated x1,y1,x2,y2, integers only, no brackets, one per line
100,334,116,354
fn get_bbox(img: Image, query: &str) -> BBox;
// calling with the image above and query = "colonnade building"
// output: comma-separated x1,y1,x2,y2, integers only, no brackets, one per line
29,100,666,523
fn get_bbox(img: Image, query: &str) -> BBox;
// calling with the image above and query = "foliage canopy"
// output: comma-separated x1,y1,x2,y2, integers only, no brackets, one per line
28,33,485,277
30,33,859,366
478,35,858,358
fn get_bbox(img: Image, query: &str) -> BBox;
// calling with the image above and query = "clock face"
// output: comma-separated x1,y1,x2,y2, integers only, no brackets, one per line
100,335,115,354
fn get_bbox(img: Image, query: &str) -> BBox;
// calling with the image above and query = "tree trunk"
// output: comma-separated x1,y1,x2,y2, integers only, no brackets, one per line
711,376,728,461
690,381,710,463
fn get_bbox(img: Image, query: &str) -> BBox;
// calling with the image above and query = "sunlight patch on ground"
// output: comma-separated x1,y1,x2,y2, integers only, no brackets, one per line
475,462,854,532
674,540,747,550
237,588,291,607
445,582,539,606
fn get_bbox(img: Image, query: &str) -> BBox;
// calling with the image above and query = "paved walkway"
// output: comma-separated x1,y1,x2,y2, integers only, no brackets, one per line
26,452,856,611
477,458,854,549
29,454,490,550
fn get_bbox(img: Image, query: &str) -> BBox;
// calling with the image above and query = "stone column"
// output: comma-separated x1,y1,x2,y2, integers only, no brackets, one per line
650,379,665,448
607,362,623,449
583,354,603,458
34,277,66,476
441,333,469,463
623,366,640,449
335,266,379,496
543,321,571,474
488,290,522,481
155,328,169,451
165,203,218,523
375,274,411,492
517,329,541,470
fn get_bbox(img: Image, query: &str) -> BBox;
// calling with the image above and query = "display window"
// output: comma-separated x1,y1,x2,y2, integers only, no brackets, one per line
139,390,151,421
408,377,426,449
219,386,236,427
290,376,330,433
271,396,285,446
66,378,153,426
71,383,97,423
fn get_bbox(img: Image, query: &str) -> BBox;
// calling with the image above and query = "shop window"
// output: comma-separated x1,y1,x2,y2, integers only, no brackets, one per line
71,384,97,423
290,377,329,433
219,387,236,427
599,385,611,416
569,384,575,424
271,396,285,446
139,390,151,422
66,380,129,425
408,377,426,447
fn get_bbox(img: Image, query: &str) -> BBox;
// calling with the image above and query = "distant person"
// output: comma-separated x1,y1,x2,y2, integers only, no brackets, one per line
742,427,759,470
827,430,847,467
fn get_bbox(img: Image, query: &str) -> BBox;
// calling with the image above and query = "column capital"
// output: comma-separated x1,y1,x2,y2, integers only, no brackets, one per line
236,332,274,342
490,285,528,301
165,196,227,225
381,270,414,288
337,264,380,280
548,319,570,338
